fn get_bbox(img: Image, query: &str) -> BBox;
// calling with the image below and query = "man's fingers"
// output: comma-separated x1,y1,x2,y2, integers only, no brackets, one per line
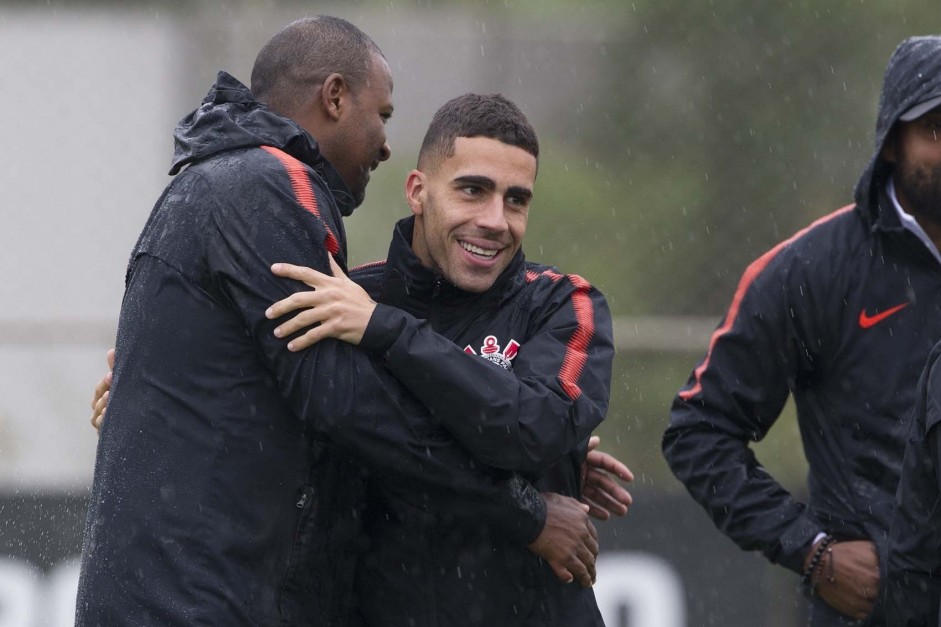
567,554,592,588
548,561,574,584
270,262,329,288
273,306,326,338
286,325,330,352
106,348,115,369
586,450,634,482
90,391,109,433
583,488,628,518
92,373,111,408
587,435,600,452
92,407,105,432
586,517,598,544
584,470,633,513
266,290,320,320
584,498,611,521
327,254,350,279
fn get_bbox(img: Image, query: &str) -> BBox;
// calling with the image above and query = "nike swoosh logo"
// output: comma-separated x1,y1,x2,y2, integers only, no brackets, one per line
858,302,909,329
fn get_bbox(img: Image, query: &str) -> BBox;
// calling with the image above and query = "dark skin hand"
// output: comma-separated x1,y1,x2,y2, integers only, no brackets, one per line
88,350,603,588
804,538,879,620
529,492,599,587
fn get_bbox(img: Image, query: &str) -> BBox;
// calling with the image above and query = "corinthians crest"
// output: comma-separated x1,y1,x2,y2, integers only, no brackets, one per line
464,335,520,371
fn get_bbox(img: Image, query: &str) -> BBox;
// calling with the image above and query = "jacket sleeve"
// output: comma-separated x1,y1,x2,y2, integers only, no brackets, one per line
202,165,546,544
662,251,818,574
359,274,615,475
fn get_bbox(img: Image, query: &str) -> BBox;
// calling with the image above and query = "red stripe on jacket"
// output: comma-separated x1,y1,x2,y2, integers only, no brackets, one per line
351,260,387,272
678,204,855,401
261,146,341,255
526,269,595,400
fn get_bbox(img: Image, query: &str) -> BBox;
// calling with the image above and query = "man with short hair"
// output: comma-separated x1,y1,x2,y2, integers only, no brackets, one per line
76,16,603,626
266,92,620,626
663,34,941,626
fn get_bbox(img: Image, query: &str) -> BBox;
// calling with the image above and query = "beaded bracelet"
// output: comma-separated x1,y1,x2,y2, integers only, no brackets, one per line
801,534,835,593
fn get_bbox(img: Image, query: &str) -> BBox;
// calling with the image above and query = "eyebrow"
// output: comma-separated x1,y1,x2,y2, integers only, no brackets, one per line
453,175,533,199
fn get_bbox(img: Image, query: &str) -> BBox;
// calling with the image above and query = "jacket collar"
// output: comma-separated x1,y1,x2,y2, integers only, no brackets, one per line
378,216,525,313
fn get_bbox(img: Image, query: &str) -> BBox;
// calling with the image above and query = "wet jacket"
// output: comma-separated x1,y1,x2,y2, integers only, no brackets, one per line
662,34,941,600
880,37,941,626
350,217,615,626
883,344,941,627
75,72,546,627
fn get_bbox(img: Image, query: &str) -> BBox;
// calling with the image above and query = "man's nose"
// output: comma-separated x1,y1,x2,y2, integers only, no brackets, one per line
378,142,391,162
477,197,509,232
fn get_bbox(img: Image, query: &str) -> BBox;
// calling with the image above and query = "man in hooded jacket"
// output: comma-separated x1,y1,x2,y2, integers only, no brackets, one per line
663,35,941,626
75,16,602,626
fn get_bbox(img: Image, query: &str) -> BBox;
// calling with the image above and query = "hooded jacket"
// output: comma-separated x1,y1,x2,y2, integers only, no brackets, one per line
879,37,941,626
662,34,941,611
349,217,614,627
75,72,547,627
883,343,941,627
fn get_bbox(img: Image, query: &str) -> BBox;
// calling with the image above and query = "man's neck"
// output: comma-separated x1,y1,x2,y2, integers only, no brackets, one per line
888,177,941,253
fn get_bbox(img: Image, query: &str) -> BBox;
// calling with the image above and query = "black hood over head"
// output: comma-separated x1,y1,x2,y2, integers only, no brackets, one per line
168,71,357,215
855,35,941,214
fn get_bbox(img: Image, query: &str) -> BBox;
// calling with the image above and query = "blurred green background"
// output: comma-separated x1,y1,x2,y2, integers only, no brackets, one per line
338,0,940,496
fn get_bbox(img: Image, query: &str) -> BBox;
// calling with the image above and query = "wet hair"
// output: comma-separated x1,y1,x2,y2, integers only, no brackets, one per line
250,15,384,117
417,94,539,171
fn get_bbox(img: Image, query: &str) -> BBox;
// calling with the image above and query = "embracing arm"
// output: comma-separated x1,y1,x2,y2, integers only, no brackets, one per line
206,163,596,583
267,261,615,475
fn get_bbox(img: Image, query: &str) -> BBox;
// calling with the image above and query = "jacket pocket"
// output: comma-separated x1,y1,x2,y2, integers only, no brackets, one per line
279,485,318,620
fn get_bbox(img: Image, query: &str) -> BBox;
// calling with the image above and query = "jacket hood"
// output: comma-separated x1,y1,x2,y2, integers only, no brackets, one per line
169,71,357,216
855,36,941,215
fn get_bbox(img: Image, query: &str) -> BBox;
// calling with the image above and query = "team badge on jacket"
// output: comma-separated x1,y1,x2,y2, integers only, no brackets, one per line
464,335,520,371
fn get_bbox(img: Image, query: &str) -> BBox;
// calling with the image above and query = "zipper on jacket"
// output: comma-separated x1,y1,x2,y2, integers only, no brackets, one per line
296,486,314,509
430,278,444,328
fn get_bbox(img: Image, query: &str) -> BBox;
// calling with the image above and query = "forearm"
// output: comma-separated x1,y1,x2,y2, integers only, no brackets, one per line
663,413,817,572
362,302,613,474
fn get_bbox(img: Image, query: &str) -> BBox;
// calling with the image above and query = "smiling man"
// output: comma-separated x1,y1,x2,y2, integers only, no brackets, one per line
75,19,603,627
266,93,619,626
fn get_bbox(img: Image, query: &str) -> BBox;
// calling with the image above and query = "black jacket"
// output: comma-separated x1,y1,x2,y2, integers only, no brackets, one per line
880,36,941,627
350,217,615,626
75,72,546,626
883,344,941,627
663,34,941,588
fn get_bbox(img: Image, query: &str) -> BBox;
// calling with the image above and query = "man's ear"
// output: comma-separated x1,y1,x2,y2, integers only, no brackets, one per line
405,170,426,216
319,73,347,121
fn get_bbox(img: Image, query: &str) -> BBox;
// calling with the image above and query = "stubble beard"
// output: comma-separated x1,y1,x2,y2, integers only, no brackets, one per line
896,161,941,228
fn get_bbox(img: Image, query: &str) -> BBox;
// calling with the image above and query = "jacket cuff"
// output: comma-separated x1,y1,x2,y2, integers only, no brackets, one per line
360,302,408,354
773,512,819,574
505,475,548,545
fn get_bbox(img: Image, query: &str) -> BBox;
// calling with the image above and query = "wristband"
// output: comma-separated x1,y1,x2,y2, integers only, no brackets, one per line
801,534,835,594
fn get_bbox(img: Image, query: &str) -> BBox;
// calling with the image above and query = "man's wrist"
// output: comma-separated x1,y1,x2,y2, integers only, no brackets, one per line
801,533,835,594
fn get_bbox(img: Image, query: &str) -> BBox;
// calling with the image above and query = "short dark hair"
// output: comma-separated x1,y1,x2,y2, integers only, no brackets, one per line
417,94,539,171
250,15,383,117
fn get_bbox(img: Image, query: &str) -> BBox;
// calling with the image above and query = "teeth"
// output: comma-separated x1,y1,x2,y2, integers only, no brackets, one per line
461,241,497,258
